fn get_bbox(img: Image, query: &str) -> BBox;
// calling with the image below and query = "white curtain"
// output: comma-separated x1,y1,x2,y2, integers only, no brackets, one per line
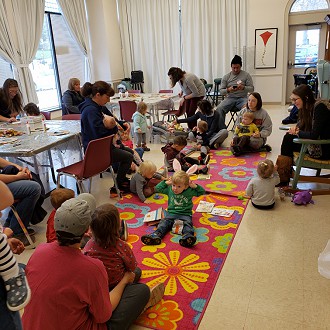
117,0,181,92
181,0,247,84
0,0,44,104
57,0,92,82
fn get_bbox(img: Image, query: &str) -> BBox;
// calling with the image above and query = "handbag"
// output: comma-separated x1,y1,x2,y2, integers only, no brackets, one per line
307,143,322,159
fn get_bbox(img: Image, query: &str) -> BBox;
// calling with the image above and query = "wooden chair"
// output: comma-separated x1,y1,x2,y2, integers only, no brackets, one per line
56,135,121,197
290,138,330,195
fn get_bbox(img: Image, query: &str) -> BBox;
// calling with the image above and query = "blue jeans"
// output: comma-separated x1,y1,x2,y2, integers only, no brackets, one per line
216,97,247,128
154,211,194,240
6,180,41,235
106,283,149,330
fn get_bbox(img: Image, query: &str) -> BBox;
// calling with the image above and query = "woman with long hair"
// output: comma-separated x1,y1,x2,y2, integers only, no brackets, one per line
168,67,205,129
0,79,23,122
276,84,330,185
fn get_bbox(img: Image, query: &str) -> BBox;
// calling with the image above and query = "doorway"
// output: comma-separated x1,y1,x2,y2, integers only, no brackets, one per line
286,23,327,102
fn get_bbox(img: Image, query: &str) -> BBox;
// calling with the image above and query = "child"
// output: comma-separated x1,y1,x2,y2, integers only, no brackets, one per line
246,159,280,209
83,203,165,310
191,120,210,164
132,101,151,151
119,129,144,172
130,160,167,203
83,204,141,289
23,102,46,120
231,112,259,156
0,181,30,311
141,170,205,247
46,188,75,243
162,135,208,174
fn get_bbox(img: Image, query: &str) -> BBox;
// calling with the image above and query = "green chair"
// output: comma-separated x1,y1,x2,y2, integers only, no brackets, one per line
291,138,330,195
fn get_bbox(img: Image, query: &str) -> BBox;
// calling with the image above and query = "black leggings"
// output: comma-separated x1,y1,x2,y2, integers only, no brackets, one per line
251,202,275,210
280,133,301,158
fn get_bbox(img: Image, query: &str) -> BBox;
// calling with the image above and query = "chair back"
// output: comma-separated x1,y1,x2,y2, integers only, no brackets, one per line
41,111,51,120
127,90,141,94
80,135,113,179
159,89,173,93
62,114,81,120
119,100,137,122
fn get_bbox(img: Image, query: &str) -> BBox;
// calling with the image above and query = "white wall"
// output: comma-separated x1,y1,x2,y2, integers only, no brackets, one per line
246,0,291,104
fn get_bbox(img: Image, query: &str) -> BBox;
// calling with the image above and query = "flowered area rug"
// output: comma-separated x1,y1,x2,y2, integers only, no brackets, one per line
116,192,249,330
190,148,268,197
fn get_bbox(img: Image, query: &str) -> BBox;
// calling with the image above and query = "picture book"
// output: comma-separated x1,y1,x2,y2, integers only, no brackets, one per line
211,207,235,217
143,207,164,226
195,201,215,213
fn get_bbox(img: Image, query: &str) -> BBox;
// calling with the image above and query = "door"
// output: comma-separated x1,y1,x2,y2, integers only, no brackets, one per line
286,23,326,102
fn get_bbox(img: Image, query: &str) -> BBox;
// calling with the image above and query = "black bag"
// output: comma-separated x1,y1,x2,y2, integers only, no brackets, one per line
131,70,144,84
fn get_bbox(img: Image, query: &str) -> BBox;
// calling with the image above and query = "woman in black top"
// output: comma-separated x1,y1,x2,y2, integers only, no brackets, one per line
0,79,23,122
61,78,85,115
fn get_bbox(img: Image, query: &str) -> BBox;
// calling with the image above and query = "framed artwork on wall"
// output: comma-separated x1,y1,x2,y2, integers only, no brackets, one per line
255,28,278,69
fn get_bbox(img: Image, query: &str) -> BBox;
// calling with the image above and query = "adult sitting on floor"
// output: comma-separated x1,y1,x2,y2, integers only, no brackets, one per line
230,92,272,154
0,157,41,240
79,81,133,192
174,99,228,149
22,194,151,330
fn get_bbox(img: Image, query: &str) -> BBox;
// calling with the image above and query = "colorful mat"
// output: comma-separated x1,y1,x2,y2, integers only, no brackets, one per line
190,148,268,197
116,192,249,330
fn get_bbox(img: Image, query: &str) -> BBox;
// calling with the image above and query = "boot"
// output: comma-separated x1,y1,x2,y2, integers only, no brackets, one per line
276,155,293,185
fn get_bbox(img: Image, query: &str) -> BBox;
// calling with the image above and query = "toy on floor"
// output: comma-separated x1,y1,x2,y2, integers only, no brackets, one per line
291,190,314,205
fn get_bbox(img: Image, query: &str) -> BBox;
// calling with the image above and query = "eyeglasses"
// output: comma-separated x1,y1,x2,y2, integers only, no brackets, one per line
290,97,301,102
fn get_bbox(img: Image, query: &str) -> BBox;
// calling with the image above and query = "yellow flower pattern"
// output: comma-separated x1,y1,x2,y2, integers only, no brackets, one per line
141,251,210,296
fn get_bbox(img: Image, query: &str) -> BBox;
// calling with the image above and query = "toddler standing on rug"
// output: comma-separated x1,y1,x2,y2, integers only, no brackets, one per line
246,159,280,209
141,170,205,247
130,160,168,203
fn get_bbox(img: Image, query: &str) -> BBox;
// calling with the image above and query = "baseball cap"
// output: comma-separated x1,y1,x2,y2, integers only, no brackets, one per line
54,193,96,237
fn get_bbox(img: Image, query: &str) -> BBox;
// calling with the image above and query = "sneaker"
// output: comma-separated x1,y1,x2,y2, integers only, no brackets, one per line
110,186,119,198
203,154,210,165
142,282,165,313
199,165,209,175
143,146,151,151
141,234,162,245
120,220,128,241
5,268,31,311
179,235,196,247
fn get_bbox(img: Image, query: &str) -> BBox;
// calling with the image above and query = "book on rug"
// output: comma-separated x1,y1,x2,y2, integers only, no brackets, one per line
197,174,211,180
195,201,215,213
211,207,235,217
143,207,164,226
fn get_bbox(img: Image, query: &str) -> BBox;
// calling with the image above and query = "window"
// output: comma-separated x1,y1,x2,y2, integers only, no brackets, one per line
294,28,320,65
0,57,13,86
29,0,86,111
291,0,328,12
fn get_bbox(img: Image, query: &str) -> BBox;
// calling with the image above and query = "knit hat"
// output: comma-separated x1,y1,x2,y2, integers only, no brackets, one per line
54,193,96,237
231,55,242,66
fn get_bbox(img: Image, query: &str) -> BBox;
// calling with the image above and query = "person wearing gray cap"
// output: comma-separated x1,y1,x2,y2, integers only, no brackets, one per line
216,55,254,129
22,193,150,330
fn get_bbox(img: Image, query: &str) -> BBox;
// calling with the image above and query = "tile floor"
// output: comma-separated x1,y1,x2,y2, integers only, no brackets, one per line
12,104,330,329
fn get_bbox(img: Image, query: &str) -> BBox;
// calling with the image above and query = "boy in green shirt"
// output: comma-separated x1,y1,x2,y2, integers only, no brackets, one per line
141,171,205,247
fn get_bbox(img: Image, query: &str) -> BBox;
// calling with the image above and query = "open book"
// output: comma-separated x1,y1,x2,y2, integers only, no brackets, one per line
211,207,234,217
195,201,215,213
143,207,164,226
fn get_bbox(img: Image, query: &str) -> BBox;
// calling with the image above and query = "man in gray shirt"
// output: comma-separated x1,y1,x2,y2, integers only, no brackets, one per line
216,55,254,128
